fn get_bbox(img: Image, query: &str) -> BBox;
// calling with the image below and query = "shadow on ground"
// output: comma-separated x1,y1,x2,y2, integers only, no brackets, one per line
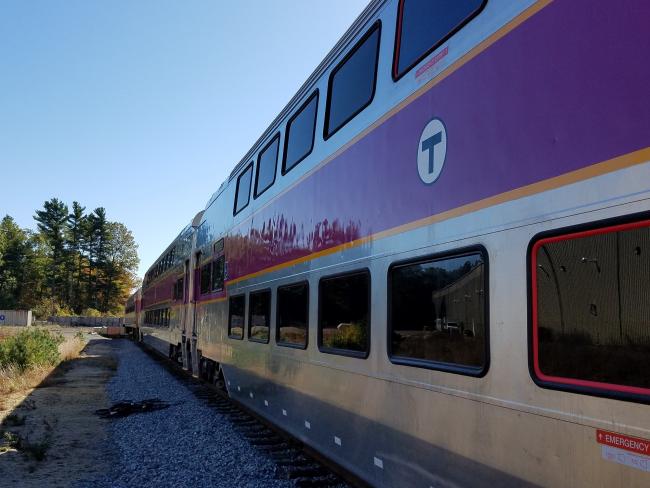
0,338,119,487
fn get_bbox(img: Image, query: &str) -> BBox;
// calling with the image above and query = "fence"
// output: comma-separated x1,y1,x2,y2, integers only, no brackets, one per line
0,310,33,326
48,316,124,327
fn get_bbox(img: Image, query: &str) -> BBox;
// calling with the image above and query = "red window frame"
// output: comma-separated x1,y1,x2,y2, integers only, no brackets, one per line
530,218,650,400
392,0,487,80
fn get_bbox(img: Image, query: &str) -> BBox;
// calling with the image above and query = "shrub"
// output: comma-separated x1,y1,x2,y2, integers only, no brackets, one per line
0,328,63,372
81,308,102,318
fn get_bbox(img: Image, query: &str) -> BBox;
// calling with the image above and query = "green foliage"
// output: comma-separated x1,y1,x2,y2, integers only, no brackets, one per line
82,308,102,317
325,322,367,350
0,198,140,316
0,328,64,372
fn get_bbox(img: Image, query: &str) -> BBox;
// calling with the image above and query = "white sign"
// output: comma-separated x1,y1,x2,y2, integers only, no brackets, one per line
417,117,447,184
602,445,650,472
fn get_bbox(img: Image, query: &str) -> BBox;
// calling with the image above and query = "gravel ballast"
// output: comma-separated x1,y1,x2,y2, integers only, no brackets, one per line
75,340,294,488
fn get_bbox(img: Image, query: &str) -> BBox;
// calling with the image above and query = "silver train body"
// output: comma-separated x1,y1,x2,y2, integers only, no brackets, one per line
138,1,650,485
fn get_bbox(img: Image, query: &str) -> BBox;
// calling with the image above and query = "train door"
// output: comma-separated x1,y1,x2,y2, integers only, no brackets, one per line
179,259,190,368
184,251,201,374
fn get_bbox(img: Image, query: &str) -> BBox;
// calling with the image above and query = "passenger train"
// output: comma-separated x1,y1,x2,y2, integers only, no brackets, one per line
126,1,650,485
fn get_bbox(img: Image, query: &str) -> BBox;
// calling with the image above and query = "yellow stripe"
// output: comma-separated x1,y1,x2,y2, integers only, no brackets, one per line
227,146,650,286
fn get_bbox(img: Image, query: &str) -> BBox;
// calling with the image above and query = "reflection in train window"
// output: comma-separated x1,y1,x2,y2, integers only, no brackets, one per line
254,134,280,198
389,249,487,374
283,91,318,174
325,22,380,138
228,295,245,340
249,290,271,343
211,256,225,292
393,0,486,79
319,270,369,357
532,219,650,400
277,282,309,348
234,163,253,215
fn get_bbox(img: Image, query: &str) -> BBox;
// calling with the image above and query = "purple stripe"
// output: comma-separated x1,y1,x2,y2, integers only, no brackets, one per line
227,0,650,280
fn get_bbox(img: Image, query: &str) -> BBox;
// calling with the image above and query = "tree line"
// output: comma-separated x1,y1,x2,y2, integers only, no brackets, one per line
0,198,139,317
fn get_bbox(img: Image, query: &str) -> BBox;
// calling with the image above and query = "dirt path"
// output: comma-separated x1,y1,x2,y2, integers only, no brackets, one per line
0,338,117,487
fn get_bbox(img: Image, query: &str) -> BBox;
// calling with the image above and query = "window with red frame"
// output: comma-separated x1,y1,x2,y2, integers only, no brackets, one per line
531,218,650,400
393,0,486,79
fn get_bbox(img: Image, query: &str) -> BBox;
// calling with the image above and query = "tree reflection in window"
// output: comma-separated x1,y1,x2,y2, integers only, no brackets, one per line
390,251,486,371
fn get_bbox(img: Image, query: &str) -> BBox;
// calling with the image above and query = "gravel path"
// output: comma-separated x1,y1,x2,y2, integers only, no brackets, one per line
75,340,294,488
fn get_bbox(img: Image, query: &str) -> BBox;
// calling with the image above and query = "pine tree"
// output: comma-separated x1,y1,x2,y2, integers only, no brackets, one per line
34,198,69,304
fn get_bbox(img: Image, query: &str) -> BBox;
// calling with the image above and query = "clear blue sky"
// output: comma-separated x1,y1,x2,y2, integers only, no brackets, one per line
0,0,367,279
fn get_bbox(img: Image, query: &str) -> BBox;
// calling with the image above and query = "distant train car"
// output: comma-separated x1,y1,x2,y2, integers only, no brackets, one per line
123,288,141,340
136,1,650,486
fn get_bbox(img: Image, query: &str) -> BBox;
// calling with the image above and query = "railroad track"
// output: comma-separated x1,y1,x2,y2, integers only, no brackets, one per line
137,342,363,488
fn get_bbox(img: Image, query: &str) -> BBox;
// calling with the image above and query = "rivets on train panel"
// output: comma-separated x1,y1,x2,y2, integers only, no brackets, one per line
264,400,269,407
374,457,384,469
237,386,241,392
282,409,287,416
304,421,311,429
334,436,341,446
249,392,254,399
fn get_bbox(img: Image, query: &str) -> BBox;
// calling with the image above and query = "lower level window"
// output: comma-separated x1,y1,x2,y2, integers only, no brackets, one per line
277,282,309,348
389,248,488,375
531,218,650,401
249,290,270,343
319,270,369,356
228,295,245,340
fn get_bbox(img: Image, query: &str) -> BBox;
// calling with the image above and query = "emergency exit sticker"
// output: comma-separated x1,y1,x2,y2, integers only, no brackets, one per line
597,429,650,472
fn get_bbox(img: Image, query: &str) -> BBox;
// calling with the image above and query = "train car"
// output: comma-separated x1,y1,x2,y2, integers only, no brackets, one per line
140,214,201,363
136,1,650,486
123,288,142,339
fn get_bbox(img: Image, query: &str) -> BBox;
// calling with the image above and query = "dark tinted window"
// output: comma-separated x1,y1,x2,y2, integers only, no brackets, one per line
211,256,225,292
394,0,485,78
200,263,211,295
325,23,380,138
228,295,245,340
254,135,279,197
319,271,369,356
249,290,271,343
234,164,253,215
173,277,184,300
283,92,318,173
533,220,650,397
277,282,309,347
390,250,487,373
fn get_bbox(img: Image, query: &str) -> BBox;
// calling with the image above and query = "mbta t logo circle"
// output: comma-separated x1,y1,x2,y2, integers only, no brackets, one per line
417,118,447,184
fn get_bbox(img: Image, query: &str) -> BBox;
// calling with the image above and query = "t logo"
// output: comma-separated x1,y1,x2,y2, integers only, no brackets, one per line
417,118,447,184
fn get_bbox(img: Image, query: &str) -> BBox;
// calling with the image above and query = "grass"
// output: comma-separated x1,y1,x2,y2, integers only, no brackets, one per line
0,328,87,399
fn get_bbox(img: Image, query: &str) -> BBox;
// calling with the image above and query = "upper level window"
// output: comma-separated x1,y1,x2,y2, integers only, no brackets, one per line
277,282,309,348
389,248,488,375
283,91,318,174
228,295,245,340
531,218,650,402
325,22,380,139
319,270,370,357
249,289,271,343
211,256,225,292
393,0,486,79
200,263,211,295
254,135,280,198
234,163,253,215
173,277,184,300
